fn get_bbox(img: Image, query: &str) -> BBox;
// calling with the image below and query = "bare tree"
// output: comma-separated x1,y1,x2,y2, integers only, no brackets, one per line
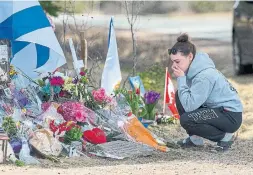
122,1,144,76
57,0,104,88
62,0,69,54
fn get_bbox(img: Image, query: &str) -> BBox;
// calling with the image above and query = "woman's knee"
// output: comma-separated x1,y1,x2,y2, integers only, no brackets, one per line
180,113,191,128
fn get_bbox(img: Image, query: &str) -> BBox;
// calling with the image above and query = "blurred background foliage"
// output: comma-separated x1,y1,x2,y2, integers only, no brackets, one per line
41,1,234,16
138,64,165,95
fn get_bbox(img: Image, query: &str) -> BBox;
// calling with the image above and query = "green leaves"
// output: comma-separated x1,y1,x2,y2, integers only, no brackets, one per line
114,88,145,117
2,117,17,138
64,126,83,144
37,79,46,87
141,95,158,120
40,1,61,17
138,63,165,95
15,160,25,167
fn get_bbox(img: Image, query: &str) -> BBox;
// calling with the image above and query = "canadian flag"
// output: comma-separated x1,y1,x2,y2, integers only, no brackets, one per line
163,67,180,119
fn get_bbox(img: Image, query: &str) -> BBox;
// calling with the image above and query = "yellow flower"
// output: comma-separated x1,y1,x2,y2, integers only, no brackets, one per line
63,83,75,92
9,65,18,76
21,108,27,114
16,121,20,128
113,81,121,90
64,77,73,84
63,77,75,91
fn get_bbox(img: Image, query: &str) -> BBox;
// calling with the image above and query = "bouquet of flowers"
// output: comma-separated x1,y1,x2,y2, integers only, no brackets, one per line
91,88,116,108
114,88,144,118
37,72,65,102
142,91,160,120
64,70,89,101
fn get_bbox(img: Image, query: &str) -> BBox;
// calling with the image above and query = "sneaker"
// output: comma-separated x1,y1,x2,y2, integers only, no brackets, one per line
177,137,197,148
215,140,234,152
215,134,235,152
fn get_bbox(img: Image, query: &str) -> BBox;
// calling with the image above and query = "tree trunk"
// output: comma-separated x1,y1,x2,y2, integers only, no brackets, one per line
131,24,137,76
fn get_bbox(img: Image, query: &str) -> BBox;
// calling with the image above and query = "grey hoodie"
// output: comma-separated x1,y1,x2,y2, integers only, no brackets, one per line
177,52,243,112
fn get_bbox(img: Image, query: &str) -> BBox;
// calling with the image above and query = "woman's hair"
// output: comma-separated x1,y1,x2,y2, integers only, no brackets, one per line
168,33,196,58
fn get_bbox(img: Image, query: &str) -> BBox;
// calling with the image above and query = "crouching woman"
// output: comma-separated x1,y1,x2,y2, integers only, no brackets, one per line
169,34,243,151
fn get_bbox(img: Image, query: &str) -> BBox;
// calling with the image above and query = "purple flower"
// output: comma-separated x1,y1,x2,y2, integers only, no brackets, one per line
13,90,29,108
72,77,78,84
144,91,160,104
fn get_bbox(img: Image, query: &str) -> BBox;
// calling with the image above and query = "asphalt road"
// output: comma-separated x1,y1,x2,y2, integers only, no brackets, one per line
54,13,232,42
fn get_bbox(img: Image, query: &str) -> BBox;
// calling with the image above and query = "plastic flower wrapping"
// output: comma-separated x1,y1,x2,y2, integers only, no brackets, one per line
11,75,42,117
0,73,42,121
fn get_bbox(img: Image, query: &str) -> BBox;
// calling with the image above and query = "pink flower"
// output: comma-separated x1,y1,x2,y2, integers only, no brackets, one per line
105,96,117,107
49,76,64,86
105,96,112,103
41,102,51,111
80,71,86,76
75,111,86,122
92,88,107,103
57,102,93,123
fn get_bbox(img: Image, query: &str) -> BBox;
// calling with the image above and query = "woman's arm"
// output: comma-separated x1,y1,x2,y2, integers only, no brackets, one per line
177,76,213,112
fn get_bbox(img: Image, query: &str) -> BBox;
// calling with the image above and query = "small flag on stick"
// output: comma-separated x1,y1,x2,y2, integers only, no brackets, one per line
163,67,180,119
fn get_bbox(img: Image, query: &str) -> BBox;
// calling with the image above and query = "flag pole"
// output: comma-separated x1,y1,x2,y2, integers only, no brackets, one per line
163,67,168,114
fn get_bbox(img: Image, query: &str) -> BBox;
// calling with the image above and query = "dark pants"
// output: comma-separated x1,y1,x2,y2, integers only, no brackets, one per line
176,92,242,142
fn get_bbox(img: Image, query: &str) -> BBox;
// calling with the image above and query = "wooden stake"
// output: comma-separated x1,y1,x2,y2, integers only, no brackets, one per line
163,67,168,114
80,31,88,71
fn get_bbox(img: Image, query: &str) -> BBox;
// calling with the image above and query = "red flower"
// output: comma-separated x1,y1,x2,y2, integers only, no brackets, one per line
49,76,64,86
79,71,86,76
49,120,58,133
59,126,66,133
66,126,72,131
66,122,76,131
136,88,140,95
59,137,64,142
59,90,65,97
57,105,63,114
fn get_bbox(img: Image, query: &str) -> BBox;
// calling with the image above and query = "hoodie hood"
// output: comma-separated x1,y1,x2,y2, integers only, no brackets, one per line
187,52,215,79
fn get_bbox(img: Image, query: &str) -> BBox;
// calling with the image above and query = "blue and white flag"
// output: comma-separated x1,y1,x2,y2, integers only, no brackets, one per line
101,17,122,95
0,0,66,79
